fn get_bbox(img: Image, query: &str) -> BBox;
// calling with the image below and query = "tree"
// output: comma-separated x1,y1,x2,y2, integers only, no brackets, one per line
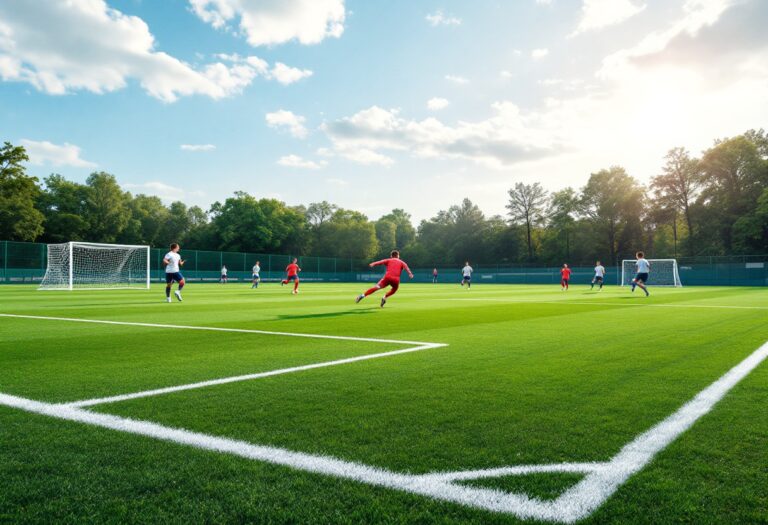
506,182,548,260
121,194,169,245
375,219,397,256
651,148,701,255
37,174,90,243
698,132,768,252
83,172,132,243
0,141,44,241
379,209,416,249
210,192,307,253
313,209,378,260
547,187,579,260
306,201,337,227
580,167,644,262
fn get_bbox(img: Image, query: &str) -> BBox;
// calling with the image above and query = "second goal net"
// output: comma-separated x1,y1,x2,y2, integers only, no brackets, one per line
39,242,150,290
621,259,682,287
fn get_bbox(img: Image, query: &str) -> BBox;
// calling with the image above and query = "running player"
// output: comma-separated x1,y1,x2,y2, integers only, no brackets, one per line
630,251,651,296
220,265,228,284
281,258,301,294
163,243,185,303
460,262,473,288
432,268,438,283
355,250,414,307
560,263,571,291
251,261,260,289
591,260,605,290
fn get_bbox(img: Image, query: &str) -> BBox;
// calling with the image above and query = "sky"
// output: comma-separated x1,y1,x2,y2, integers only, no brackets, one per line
1,0,766,222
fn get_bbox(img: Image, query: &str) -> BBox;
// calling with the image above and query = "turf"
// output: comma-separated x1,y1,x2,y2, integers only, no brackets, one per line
1,282,766,524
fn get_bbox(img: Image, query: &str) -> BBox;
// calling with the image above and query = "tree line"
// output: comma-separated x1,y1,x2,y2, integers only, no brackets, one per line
1,129,766,267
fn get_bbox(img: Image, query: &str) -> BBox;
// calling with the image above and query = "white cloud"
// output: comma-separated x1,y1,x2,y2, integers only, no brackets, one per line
536,0,554,5
0,0,281,102
427,97,449,110
20,139,96,168
270,62,313,85
531,48,549,59
445,74,469,84
500,70,513,79
277,154,326,169
322,103,563,169
598,0,743,80
425,10,462,27
325,177,348,186
180,144,216,151
123,181,205,201
265,110,308,138
571,0,646,36
189,0,345,46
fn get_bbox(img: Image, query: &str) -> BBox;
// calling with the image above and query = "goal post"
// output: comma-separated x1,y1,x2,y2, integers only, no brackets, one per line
621,259,682,287
39,242,151,290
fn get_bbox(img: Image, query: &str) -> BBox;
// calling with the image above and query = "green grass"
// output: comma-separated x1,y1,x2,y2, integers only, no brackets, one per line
1,282,767,524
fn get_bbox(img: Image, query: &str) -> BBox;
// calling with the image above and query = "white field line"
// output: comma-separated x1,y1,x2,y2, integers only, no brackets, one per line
440,299,768,310
1,340,766,522
0,314,437,346
65,343,443,408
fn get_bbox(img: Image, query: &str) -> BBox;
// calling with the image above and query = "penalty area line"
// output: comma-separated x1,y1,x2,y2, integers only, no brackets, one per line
0,313,439,346
65,343,445,408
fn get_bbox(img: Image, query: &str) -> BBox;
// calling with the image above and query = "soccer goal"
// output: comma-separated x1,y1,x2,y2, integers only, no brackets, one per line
621,258,682,287
39,242,150,290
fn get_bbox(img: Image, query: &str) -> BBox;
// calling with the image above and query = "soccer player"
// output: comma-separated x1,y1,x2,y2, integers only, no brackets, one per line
251,261,260,289
460,262,473,288
432,268,438,283
355,250,414,307
591,260,606,290
631,251,651,296
281,258,301,294
560,263,571,291
220,265,228,284
163,243,185,303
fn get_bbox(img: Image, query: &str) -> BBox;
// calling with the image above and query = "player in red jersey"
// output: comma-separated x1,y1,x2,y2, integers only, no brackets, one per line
281,258,301,294
560,263,571,291
355,250,414,307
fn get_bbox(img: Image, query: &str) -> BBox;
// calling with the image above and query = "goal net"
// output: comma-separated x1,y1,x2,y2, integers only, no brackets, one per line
621,259,682,287
39,242,150,290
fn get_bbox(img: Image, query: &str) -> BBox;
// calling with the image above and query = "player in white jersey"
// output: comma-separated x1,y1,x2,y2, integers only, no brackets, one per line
630,251,650,296
163,243,185,302
251,261,261,289
220,265,228,284
591,260,606,290
460,262,473,289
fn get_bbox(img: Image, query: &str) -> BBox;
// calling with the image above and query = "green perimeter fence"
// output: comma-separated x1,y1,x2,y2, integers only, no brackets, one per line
1,240,766,287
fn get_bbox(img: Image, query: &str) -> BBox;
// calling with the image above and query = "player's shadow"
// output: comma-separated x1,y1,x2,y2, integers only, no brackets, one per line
274,309,378,321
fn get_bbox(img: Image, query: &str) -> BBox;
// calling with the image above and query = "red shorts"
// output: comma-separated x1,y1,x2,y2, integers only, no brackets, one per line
377,276,400,289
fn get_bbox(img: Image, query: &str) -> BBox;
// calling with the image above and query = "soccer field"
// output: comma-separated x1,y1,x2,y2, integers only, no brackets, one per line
1,283,766,524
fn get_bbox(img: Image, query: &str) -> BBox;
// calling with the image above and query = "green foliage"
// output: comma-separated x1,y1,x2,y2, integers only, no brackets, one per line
0,141,44,241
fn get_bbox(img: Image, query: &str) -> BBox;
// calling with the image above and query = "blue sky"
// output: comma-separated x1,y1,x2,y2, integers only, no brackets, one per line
1,0,766,221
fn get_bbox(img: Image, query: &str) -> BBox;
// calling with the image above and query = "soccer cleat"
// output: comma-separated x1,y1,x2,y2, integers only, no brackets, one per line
174,290,182,302
355,294,364,304
166,297,172,303
644,290,650,297
380,297,387,308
